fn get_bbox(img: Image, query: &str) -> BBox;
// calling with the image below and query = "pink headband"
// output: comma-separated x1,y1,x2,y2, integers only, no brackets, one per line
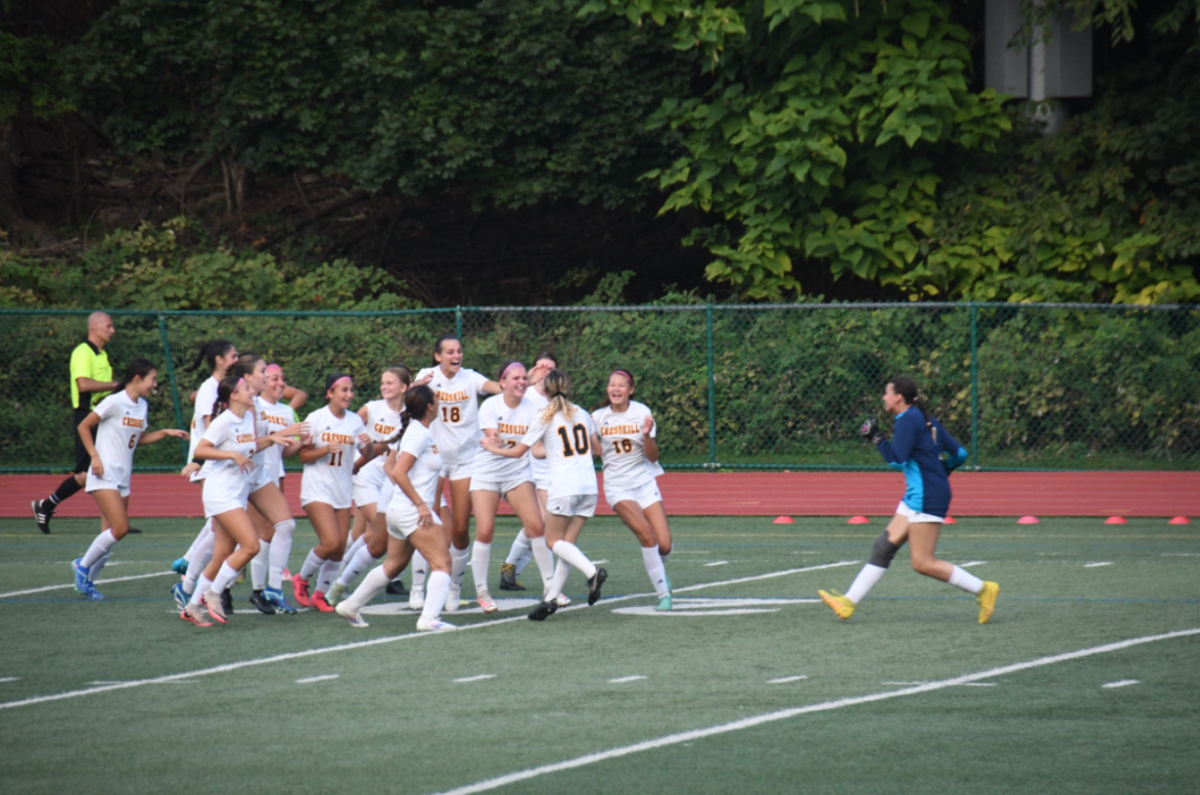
501,361,525,379
236,377,246,390
328,376,352,392
611,369,633,385
265,363,282,373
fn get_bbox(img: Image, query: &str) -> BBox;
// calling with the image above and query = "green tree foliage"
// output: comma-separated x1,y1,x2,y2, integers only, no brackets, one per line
68,0,695,209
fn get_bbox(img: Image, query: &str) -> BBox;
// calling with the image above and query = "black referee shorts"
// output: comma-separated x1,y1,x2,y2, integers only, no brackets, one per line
72,407,93,473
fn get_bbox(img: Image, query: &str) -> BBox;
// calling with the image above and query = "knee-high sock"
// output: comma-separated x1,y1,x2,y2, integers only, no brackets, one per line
212,561,241,594
342,565,390,611
89,550,112,582
530,536,554,589
470,541,492,594
183,518,213,561
845,564,887,604
315,558,340,595
450,545,470,590
550,540,595,578
81,529,118,569
948,565,983,595
299,549,325,581
641,545,668,598
337,543,380,588
339,535,367,576
410,550,428,595
268,519,295,589
250,541,270,590
546,558,571,601
422,571,451,624
190,573,214,606
183,528,216,593
506,528,533,572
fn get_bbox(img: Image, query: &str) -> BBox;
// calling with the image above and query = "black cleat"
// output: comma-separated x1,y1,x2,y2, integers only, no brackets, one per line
220,588,234,615
498,562,525,591
127,527,142,534
587,567,608,606
385,578,410,597
31,499,53,534
248,589,276,615
527,600,558,621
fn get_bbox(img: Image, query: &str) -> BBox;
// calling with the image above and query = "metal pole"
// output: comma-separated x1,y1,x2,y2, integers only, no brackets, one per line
970,302,980,468
706,304,717,466
455,306,463,341
157,313,188,458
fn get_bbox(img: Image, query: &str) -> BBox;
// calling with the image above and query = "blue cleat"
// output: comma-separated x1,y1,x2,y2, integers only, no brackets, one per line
262,587,297,614
84,582,105,600
73,558,91,595
171,558,189,576
171,583,190,611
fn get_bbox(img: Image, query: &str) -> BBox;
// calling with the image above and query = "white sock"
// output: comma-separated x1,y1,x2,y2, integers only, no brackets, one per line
450,545,470,591
299,549,325,581
506,528,532,567
845,563,888,604
340,535,367,576
546,558,571,600
191,574,213,606
410,550,428,595
250,541,270,590
183,518,212,561
212,561,241,594
268,519,295,589
89,551,112,582
422,571,451,623
471,541,492,594
183,529,216,592
641,545,669,598
550,539,596,578
343,565,390,611
948,565,984,595
81,528,118,569
316,558,340,594
530,536,555,589
337,543,380,588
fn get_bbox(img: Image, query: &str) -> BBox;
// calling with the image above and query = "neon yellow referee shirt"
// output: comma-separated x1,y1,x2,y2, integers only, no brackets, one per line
69,340,112,410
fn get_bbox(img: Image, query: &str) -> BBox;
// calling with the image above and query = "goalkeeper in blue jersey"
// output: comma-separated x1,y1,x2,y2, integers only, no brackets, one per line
819,376,1000,624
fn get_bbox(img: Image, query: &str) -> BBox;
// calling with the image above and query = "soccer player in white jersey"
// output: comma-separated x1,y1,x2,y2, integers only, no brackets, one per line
415,334,502,611
468,361,556,612
592,369,673,611
336,385,456,631
482,369,608,621
498,351,557,592
71,359,189,599
293,374,379,612
181,376,298,626
329,366,411,605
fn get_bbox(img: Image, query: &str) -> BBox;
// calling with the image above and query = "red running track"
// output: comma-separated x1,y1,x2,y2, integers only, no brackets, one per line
2,471,1197,519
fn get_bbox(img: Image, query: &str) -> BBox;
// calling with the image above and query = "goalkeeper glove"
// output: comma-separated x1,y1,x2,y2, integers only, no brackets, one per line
860,418,884,444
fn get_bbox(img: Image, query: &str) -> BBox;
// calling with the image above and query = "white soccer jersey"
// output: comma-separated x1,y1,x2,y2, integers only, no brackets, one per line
88,390,148,488
200,409,258,508
592,400,664,491
301,405,367,509
520,404,598,500
387,421,443,512
186,377,220,481
353,398,404,485
473,394,535,483
416,366,490,464
255,396,296,483
525,388,551,486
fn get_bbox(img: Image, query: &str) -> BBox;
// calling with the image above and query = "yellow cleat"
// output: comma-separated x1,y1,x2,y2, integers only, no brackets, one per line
818,589,855,620
977,581,1000,624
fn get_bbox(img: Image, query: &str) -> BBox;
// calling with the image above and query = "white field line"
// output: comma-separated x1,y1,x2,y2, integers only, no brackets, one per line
296,675,340,684
1084,562,1114,568
0,571,175,598
1102,679,1139,688
455,675,497,684
431,628,1200,795
0,561,859,711
768,675,807,684
609,676,647,684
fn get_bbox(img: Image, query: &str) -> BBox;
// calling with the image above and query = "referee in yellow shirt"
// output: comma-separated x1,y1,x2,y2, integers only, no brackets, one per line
32,312,121,534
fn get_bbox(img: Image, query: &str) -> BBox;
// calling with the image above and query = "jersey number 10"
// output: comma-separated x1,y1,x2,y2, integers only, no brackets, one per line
556,424,590,457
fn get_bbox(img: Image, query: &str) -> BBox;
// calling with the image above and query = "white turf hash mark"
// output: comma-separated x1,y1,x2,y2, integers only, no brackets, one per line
0,570,175,599
428,628,1200,795
1084,562,1114,568
609,676,647,684
455,675,497,683
704,561,729,567
1102,679,1139,688
296,675,340,684
0,561,861,712
769,676,808,684
0,677,20,684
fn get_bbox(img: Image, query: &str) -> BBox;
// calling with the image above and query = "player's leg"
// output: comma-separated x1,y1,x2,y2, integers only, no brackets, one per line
819,513,909,619
614,499,670,607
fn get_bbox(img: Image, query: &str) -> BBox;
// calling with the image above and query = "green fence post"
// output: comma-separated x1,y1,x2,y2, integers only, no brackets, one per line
706,304,717,467
157,312,188,458
970,302,980,469
455,306,463,341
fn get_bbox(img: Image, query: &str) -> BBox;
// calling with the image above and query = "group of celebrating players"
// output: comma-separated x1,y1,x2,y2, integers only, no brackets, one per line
65,334,675,631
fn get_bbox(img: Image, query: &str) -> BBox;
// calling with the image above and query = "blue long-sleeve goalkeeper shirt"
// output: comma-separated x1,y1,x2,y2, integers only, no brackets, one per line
875,408,968,518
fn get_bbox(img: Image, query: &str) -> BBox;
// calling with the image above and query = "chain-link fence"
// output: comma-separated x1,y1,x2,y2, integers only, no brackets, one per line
3,303,1198,473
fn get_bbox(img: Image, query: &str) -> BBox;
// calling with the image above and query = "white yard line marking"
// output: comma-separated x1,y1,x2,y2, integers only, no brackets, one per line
704,561,729,567
960,561,986,568
0,677,20,684
0,561,859,712
87,680,197,686
610,676,647,684
1084,562,1114,568
455,675,497,683
429,628,1200,795
296,675,340,684
768,676,807,684
1102,679,1139,688
0,571,175,599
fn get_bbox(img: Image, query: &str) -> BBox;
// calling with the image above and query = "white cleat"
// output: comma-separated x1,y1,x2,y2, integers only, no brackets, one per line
415,617,457,632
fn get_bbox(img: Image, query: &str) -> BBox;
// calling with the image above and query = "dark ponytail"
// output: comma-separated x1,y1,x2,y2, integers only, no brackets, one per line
888,375,933,435
115,358,157,394
211,376,242,420
187,339,235,373
230,352,263,380
387,385,435,445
